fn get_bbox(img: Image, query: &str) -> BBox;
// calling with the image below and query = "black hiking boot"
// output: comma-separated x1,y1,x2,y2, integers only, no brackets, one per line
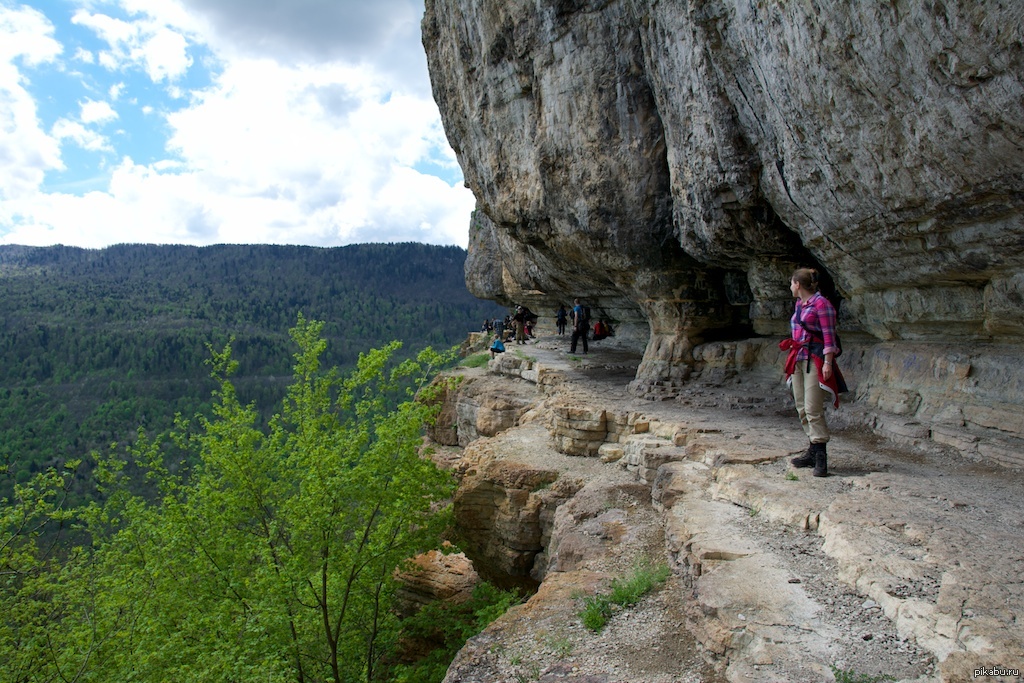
812,442,828,478
790,443,815,468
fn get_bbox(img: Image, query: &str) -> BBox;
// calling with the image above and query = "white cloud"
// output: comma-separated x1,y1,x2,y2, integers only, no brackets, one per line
177,0,422,63
0,2,62,65
0,0,476,250
47,98,117,154
2,150,472,248
138,25,191,81
72,7,193,83
152,56,471,244
73,47,95,64
0,3,64,201
120,0,205,33
80,98,119,124
71,10,136,53
52,118,112,152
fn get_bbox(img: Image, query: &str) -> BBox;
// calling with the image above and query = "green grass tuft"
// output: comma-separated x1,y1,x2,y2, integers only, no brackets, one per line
830,666,896,683
460,352,491,368
578,561,672,632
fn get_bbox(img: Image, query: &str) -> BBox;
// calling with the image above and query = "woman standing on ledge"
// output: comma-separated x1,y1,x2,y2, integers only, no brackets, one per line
780,268,846,477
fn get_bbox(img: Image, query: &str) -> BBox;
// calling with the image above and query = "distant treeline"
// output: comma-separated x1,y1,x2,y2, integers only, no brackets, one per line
0,242,504,492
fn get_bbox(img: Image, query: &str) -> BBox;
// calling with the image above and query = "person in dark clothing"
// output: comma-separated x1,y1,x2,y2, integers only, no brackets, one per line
556,304,568,335
569,298,588,354
513,306,527,345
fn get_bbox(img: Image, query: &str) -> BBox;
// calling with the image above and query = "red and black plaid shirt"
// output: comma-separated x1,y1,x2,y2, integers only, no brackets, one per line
790,292,839,362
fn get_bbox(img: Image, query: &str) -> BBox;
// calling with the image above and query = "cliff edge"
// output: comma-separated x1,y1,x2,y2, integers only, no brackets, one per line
427,335,1022,682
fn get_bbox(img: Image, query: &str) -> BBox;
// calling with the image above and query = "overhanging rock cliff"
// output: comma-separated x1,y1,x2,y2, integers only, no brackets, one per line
423,1,1024,467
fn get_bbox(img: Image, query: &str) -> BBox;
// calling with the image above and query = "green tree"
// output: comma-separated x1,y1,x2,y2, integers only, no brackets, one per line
0,463,80,683
9,317,458,682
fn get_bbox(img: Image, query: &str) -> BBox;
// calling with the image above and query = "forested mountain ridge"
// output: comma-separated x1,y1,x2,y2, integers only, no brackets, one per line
0,242,504,489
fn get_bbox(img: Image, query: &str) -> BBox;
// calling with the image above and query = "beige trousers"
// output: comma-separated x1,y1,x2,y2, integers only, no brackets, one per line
791,362,830,443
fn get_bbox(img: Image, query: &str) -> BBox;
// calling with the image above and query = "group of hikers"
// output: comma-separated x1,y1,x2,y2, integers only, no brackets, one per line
480,267,844,479
481,306,538,346
486,298,613,359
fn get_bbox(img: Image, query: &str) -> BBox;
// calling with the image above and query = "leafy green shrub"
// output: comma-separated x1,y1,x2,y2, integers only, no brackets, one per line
390,582,523,682
579,561,672,632
2,318,462,683
580,593,614,631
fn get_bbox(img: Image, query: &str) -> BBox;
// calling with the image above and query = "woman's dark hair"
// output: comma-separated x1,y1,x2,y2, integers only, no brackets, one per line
791,267,819,292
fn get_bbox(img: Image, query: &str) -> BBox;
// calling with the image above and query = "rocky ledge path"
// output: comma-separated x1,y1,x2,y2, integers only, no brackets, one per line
432,334,1023,683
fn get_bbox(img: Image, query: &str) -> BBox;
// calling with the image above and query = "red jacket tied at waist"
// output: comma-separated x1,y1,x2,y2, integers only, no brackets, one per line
779,338,847,409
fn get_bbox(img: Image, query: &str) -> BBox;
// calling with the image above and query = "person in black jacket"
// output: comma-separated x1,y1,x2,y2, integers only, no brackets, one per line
513,306,527,345
569,298,588,354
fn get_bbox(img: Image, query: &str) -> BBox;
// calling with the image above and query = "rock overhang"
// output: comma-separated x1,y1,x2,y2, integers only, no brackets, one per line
423,0,1024,460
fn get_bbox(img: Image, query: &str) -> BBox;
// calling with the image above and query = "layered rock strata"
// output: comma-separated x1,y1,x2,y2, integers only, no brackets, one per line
430,342,1023,682
423,0,1024,467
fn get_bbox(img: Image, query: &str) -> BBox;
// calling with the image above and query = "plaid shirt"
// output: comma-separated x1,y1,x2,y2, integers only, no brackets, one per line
790,292,839,361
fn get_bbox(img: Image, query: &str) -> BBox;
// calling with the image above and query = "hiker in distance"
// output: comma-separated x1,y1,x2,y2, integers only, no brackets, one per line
513,306,527,345
779,268,847,477
569,298,589,355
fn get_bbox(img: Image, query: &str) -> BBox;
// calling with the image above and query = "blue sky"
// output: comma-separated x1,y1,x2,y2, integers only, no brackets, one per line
0,0,474,248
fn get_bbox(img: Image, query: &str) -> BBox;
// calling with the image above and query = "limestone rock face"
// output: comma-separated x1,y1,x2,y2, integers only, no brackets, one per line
423,0,1024,439
424,374,534,447
393,549,482,663
548,400,608,457
453,456,582,587
423,375,462,446
455,386,532,445
394,549,480,619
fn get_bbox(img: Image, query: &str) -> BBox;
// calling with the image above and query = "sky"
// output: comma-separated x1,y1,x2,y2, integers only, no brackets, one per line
0,0,476,249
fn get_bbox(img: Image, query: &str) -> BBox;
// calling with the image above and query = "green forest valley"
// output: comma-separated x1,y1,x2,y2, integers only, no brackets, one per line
0,242,503,493
4,318,520,682
0,243,514,682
